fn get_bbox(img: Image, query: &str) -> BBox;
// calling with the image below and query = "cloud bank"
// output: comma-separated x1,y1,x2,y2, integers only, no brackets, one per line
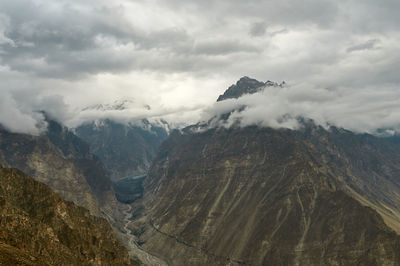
0,0,399,134
202,83,400,134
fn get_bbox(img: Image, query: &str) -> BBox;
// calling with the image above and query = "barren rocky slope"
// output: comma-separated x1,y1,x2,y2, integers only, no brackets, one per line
0,165,134,265
139,126,400,265
0,119,120,218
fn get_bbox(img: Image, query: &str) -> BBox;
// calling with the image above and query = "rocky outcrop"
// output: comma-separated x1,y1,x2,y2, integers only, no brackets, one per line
139,125,400,265
217,76,282,101
0,165,134,265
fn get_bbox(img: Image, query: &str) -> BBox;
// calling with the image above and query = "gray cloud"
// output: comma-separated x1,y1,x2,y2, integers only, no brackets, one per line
249,22,267,37
0,0,400,134
270,28,288,36
160,0,339,27
193,39,261,55
0,1,196,78
347,39,380,52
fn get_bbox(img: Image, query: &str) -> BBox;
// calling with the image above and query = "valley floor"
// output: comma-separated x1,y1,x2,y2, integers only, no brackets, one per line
122,203,167,266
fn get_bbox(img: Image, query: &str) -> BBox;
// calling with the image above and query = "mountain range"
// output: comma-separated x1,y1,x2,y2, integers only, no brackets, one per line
129,77,400,265
0,77,399,265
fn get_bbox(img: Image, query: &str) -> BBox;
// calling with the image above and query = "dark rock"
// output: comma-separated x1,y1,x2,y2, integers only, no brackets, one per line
217,76,279,101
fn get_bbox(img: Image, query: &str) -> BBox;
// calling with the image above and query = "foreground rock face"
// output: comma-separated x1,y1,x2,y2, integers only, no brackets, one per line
0,165,133,265
140,126,400,265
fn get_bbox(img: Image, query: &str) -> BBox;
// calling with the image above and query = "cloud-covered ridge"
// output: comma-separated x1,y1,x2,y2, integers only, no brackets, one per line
202,79,400,134
1,76,400,136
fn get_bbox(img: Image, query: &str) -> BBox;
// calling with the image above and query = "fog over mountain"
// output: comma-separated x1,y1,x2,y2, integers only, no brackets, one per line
1,0,400,133
203,79,400,134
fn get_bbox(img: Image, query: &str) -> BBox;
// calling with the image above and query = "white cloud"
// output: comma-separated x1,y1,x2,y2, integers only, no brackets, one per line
0,91,45,135
202,83,400,134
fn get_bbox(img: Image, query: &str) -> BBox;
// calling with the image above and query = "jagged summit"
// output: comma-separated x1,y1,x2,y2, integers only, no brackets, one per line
217,76,284,101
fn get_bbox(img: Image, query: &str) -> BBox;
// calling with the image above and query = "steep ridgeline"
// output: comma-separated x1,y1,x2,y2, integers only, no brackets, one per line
217,76,284,101
45,119,121,216
75,119,169,180
0,165,135,265
0,119,120,219
138,78,400,265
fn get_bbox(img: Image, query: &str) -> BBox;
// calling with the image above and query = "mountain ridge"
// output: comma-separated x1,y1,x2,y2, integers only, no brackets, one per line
126,77,400,265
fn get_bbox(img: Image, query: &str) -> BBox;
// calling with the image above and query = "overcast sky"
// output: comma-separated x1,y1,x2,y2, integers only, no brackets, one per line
1,0,400,134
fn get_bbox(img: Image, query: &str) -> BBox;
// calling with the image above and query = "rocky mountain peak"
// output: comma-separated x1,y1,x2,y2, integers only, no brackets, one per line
217,76,284,101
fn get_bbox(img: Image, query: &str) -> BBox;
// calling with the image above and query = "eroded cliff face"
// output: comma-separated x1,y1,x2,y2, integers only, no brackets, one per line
0,165,134,265
139,126,400,265
0,129,102,216
45,119,124,221
0,120,123,220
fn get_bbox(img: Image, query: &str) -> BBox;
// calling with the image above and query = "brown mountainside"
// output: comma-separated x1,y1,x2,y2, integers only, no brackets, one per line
0,165,134,265
138,126,400,265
